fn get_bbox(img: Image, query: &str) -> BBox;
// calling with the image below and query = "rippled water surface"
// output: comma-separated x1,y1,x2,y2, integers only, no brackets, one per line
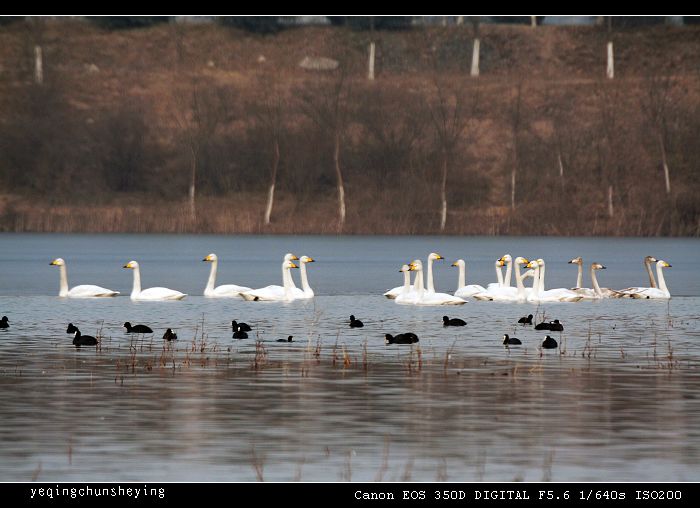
1,234,699,481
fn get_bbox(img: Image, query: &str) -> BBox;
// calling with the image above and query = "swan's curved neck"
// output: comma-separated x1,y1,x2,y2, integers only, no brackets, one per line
403,270,411,293
456,263,466,289
205,259,218,293
575,263,583,288
503,259,513,288
645,259,658,289
539,263,546,293
514,263,526,298
590,267,603,297
533,265,541,294
656,264,669,293
281,264,293,298
299,263,312,294
495,261,504,287
414,267,425,295
131,266,142,297
427,258,436,293
58,265,69,297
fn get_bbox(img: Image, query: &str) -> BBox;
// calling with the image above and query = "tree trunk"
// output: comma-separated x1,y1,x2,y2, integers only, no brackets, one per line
558,151,565,190
264,138,280,225
608,185,614,218
470,38,480,77
440,154,448,231
34,45,43,85
368,41,375,81
334,131,346,230
606,41,614,79
511,168,516,210
189,146,197,220
658,132,671,195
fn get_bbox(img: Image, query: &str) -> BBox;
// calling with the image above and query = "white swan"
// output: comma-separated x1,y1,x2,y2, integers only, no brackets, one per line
405,260,466,305
123,261,187,301
293,255,315,299
241,258,299,302
395,264,419,304
527,259,582,303
49,258,119,298
384,264,415,299
473,256,530,301
452,259,487,298
202,253,252,298
618,260,672,299
569,257,622,299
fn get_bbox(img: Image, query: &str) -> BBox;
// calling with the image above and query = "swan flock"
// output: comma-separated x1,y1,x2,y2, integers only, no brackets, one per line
45,252,672,303
385,253,673,304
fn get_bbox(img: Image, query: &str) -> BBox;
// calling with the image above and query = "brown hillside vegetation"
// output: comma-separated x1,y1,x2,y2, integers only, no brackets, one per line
0,19,699,235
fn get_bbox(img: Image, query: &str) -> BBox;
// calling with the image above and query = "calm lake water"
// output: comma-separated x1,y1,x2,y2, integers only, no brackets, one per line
1,233,699,481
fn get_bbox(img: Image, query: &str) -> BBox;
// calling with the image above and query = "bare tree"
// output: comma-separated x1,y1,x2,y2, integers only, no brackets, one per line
508,81,524,211
250,78,285,225
641,76,677,195
173,84,231,219
428,81,474,231
468,17,480,77
297,70,351,231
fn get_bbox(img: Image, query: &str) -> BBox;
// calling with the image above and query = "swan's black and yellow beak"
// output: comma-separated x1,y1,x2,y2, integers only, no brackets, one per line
521,258,530,264
290,262,298,269
49,260,57,265
436,254,444,260
202,256,212,262
290,255,299,261
451,261,458,267
306,257,315,263
663,261,672,268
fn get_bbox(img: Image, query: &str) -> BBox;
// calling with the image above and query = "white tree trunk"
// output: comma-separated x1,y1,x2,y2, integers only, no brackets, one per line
34,45,43,85
264,184,275,225
456,16,464,25
189,147,197,220
608,185,614,218
558,152,565,188
659,134,671,194
264,139,280,225
334,132,346,230
607,41,614,79
470,38,480,77
368,42,375,81
440,156,448,231
531,16,537,28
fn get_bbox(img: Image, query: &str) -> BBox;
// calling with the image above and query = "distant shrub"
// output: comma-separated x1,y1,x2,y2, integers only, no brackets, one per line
87,17,170,30
219,16,281,33
0,16,22,26
328,16,413,30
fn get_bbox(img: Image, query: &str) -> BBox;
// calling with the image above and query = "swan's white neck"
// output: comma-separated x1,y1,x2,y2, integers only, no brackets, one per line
590,267,603,298
533,265,541,295
414,266,425,296
514,263,526,299
281,263,293,299
283,264,298,290
402,270,411,294
575,263,583,288
131,266,142,297
205,259,218,294
495,261,504,287
503,258,513,288
58,264,69,297
539,262,546,293
645,259,658,289
299,263,313,295
427,257,436,293
656,263,669,293
456,262,466,290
